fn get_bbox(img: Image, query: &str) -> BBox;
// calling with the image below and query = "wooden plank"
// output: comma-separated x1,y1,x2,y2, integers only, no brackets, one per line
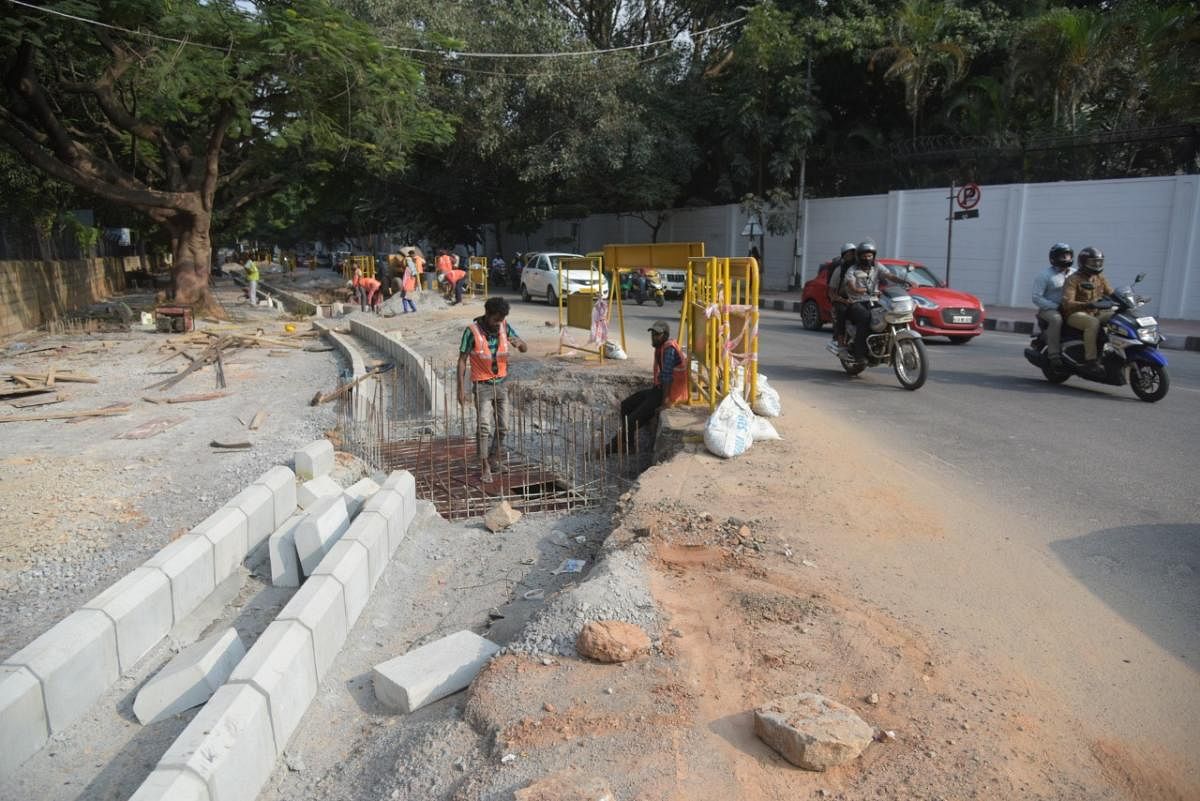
0,404,131,423
45,366,56,388
0,386,51,399
10,375,39,388
164,391,229,404
7,372,98,384
115,417,185,439
310,363,393,406
10,393,65,409
248,410,267,430
210,439,252,450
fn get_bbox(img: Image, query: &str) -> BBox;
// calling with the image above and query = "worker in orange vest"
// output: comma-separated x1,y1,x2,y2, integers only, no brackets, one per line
457,297,528,484
605,320,686,456
350,270,382,314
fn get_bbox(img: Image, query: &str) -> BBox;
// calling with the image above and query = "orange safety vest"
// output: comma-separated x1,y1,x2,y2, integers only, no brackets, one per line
468,322,508,383
446,268,466,285
653,339,688,406
436,254,452,274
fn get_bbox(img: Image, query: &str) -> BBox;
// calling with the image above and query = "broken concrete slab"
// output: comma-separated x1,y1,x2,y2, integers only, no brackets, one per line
754,692,874,771
190,506,249,586
82,566,174,672
227,484,275,550
267,513,305,588
372,630,499,714
310,539,372,627
159,682,276,801
127,768,210,801
342,513,389,588
360,489,405,554
294,494,350,576
342,476,380,517
0,666,48,778
252,465,297,530
229,621,318,751
6,609,119,733
276,575,348,680
133,628,246,725
294,439,334,481
144,534,216,623
297,475,341,510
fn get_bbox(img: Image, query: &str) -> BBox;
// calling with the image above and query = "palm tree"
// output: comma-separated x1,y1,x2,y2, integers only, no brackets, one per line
1020,7,1114,132
869,0,969,141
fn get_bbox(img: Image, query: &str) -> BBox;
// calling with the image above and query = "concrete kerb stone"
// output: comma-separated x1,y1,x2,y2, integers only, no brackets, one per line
159,682,277,801
342,476,380,518
372,631,500,714
82,566,175,672
350,319,447,416
133,628,246,725
293,439,335,482
5,609,119,734
342,513,389,588
252,465,298,531
381,470,417,532
310,539,372,628
127,768,211,801
226,484,275,551
190,506,249,587
361,490,405,554
275,575,348,680
228,620,319,752
294,494,350,577
144,534,216,624
297,475,341,510
267,513,305,588
0,665,48,778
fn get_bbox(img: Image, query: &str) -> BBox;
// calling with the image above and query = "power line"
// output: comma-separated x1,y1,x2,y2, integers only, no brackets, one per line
4,0,232,52
416,49,680,79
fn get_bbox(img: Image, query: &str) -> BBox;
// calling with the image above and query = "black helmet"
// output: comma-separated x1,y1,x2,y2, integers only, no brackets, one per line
1049,242,1073,269
840,242,857,258
1077,246,1104,274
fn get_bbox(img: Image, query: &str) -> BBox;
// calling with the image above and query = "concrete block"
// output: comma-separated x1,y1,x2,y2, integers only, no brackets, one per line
83,567,174,672
190,507,248,585
267,513,305,588
160,683,276,801
297,475,341,510
343,513,389,588
276,576,348,679
382,470,416,531
0,666,48,778
252,465,297,530
311,539,371,627
294,439,334,481
128,768,210,801
294,494,350,576
133,628,245,725
229,621,317,751
6,609,119,733
227,484,274,550
342,477,380,517
144,535,216,623
361,490,405,554
372,630,499,714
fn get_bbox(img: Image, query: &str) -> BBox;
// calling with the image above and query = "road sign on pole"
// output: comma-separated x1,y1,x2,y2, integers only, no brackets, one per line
956,183,981,210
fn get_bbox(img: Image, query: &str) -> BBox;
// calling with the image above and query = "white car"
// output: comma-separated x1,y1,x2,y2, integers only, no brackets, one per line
520,252,609,304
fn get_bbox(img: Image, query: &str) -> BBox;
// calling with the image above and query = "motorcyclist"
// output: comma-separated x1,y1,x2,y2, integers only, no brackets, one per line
826,242,858,345
1032,243,1075,366
1061,246,1115,375
841,240,908,360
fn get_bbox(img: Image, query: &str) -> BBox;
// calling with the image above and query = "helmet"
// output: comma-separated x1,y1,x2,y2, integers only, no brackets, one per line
1048,242,1073,269
1077,246,1104,274
856,240,877,264
840,242,857,258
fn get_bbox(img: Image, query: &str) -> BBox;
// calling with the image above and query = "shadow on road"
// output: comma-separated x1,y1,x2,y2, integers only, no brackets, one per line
1049,524,1200,666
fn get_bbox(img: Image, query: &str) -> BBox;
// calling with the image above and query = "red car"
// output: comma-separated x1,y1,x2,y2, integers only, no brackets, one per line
799,257,986,344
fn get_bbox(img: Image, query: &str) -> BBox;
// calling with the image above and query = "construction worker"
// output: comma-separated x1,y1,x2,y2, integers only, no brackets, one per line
457,297,528,484
244,254,260,305
606,320,686,456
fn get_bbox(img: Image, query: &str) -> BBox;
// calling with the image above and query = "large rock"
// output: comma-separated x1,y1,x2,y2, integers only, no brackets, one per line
753,693,873,771
515,770,616,801
483,501,522,533
575,620,650,663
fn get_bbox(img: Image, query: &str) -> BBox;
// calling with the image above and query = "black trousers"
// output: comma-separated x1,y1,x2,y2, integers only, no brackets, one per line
845,301,872,358
832,301,847,340
608,386,663,453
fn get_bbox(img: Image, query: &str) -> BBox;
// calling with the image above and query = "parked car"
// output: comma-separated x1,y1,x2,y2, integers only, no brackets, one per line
800,257,986,344
520,252,609,304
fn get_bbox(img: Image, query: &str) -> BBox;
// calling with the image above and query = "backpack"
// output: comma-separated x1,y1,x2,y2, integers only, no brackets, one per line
828,259,851,301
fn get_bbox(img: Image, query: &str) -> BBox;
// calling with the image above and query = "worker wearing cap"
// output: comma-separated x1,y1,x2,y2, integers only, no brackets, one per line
606,320,686,456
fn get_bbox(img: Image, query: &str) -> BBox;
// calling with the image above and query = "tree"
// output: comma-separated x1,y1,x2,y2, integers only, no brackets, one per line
1,1,448,308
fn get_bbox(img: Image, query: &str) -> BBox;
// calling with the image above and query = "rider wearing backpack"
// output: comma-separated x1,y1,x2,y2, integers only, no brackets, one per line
826,242,858,345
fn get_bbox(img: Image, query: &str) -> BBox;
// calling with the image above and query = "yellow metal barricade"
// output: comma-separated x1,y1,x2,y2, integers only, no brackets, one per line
678,256,760,409
467,256,488,299
342,254,374,280
557,256,606,362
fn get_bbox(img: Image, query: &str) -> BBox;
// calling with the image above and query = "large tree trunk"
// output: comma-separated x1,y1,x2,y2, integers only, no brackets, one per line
166,211,217,312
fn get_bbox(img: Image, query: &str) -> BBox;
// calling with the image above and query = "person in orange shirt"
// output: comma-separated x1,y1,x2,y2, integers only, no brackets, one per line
351,271,382,314
442,267,467,305
436,249,452,276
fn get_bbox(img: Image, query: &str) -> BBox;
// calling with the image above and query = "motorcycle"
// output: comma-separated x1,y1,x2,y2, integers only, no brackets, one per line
825,288,928,390
620,270,666,306
1023,272,1169,402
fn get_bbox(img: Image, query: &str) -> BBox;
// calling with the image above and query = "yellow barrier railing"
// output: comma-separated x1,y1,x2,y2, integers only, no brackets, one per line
678,256,760,409
467,256,488,299
342,254,375,280
558,256,606,362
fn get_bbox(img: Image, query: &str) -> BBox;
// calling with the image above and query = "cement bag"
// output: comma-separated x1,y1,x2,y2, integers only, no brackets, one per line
750,414,781,442
752,374,782,418
603,341,628,360
704,392,753,459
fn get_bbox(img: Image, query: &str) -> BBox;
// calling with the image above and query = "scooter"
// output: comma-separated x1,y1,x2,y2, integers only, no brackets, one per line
620,270,666,306
1024,273,1169,402
826,288,928,390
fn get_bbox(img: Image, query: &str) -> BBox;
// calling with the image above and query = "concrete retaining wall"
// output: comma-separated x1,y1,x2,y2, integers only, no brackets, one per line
349,318,449,418
127,471,418,801
0,465,298,779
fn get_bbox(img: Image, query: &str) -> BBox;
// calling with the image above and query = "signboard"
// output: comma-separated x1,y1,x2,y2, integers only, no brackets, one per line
953,209,980,221
956,183,981,210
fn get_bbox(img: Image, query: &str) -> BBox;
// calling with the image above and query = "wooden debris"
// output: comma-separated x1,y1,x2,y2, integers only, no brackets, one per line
210,439,252,450
9,345,65,358
310,364,394,406
10,393,65,409
11,375,37,388
4,371,98,384
164,391,229,404
304,345,335,353
45,366,56,388
116,417,184,439
0,403,131,423
249,410,267,430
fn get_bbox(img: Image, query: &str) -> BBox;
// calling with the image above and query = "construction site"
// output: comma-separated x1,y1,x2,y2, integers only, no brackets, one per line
0,244,1190,801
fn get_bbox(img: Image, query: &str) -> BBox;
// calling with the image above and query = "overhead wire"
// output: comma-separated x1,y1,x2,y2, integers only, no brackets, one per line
4,0,233,52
